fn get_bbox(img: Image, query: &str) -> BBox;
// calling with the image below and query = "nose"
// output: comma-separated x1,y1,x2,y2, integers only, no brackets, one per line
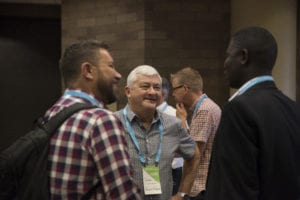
148,86,157,93
115,70,122,81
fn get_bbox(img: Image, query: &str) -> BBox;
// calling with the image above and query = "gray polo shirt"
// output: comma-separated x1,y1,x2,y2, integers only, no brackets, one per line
115,105,195,200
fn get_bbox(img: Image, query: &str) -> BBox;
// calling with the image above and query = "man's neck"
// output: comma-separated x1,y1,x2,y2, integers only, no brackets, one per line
129,105,155,129
188,92,203,111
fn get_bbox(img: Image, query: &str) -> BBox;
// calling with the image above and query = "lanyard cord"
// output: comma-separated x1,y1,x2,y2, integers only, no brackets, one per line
192,94,208,117
63,89,100,106
123,107,163,166
229,76,274,101
160,102,168,112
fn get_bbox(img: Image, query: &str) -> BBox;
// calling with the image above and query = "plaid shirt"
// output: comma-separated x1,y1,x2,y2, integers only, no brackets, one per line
44,90,141,200
189,94,221,196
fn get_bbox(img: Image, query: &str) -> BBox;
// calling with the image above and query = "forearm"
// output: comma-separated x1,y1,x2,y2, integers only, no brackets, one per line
178,146,200,194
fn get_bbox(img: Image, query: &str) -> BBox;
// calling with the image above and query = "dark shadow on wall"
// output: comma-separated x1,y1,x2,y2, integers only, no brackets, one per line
0,4,61,151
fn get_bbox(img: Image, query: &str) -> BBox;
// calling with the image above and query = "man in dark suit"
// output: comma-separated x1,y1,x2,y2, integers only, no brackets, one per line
205,26,300,200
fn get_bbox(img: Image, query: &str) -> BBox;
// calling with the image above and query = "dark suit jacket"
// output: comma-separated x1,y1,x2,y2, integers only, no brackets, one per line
205,81,300,200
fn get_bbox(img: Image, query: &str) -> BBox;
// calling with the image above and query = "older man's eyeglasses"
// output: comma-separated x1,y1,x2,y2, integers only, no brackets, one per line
172,85,184,92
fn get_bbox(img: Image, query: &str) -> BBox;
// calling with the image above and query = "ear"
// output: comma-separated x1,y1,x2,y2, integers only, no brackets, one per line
162,92,167,100
240,48,248,65
125,86,131,98
81,62,94,80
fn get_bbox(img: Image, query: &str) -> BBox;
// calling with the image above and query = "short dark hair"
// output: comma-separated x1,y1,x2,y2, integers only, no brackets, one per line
232,26,277,71
170,67,203,92
59,40,109,86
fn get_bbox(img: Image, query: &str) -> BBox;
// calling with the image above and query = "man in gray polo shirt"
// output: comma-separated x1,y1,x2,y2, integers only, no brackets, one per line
115,65,200,200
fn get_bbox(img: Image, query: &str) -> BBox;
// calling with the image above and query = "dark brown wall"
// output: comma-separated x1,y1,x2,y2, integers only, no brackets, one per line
61,0,146,101
0,1,298,151
61,0,230,109
143,0,230,107
297,2,300,103
0,4,61,151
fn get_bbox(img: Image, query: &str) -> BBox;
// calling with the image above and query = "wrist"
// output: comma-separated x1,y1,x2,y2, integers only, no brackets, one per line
177,192,189,200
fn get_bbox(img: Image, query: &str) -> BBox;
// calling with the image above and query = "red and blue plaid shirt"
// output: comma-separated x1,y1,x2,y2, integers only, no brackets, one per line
44,90,141,199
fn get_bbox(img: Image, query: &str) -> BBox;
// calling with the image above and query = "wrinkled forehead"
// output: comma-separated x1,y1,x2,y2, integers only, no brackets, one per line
134,74,161,84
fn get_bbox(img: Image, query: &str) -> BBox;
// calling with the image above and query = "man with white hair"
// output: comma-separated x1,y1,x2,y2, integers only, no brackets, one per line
115,65,200,200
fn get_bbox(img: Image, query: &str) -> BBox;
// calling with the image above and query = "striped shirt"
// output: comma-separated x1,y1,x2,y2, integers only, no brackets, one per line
44,90,141,200
115,105,195,200
189,94,221,196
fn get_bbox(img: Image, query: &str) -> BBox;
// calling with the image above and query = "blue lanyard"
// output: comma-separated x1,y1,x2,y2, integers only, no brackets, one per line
63,89,100,106
123,108,163,166
193,94,208,117
161,102,168,112
229,75,274,101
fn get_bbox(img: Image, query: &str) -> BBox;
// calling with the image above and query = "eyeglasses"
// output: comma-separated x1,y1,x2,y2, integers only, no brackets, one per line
172,85,184,92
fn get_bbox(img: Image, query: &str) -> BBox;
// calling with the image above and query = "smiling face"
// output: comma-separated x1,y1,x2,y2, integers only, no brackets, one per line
126,74,162,113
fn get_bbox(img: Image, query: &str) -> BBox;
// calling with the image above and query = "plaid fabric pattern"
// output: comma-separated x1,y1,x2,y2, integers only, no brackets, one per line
115,106,195,200
45,92,141,200
189,95,221,196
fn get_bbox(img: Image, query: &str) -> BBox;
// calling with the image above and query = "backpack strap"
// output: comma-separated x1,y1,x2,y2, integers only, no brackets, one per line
41,103,101,199
40,103,96,134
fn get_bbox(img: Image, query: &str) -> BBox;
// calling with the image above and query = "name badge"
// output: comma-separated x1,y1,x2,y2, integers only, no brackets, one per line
142,165,162,195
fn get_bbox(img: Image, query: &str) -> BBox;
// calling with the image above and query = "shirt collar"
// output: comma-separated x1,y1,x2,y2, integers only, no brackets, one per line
189,93,206,112
229,75,274,101
125,104,160,123
157,101,167,111
64,89,104,108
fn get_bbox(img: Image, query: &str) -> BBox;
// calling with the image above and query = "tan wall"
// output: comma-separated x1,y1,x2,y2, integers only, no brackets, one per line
231,0,297,100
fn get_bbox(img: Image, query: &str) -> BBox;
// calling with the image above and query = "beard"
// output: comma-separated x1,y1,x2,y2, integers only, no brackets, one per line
97,81,118,105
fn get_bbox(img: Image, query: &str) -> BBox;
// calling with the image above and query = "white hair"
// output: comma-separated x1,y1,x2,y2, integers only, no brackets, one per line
127,65,162,86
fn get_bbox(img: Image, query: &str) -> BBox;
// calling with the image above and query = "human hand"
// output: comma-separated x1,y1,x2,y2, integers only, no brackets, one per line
176,103,187,121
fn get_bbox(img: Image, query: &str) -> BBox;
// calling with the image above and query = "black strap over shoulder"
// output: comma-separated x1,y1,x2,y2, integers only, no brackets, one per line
40,103,96,134
0,103,97,200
